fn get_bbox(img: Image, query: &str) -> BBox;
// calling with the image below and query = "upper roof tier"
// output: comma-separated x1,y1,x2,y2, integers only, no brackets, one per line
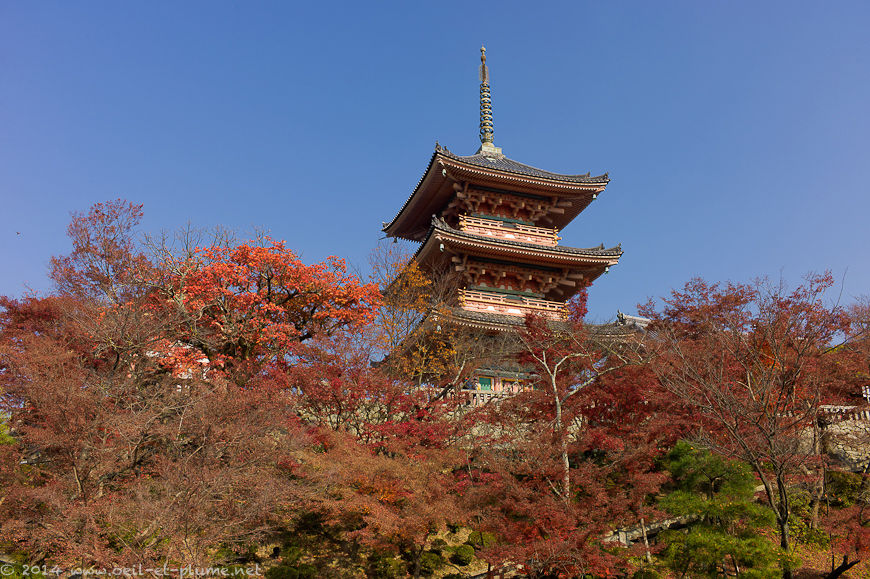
441,147,609,185
383,144,610,241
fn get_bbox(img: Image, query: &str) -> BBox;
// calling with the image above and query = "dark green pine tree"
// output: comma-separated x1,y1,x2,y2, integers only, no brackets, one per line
657,441,793,578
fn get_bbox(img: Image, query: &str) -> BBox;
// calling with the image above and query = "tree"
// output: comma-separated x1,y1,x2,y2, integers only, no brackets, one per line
0,201,382,567
456,303,671,576
156,238,380,384
513,302,647,501
369,242,511,403
306,418,465,578
644,274,854,578
0,292,313,566
49,199,152,304
657,441,781,578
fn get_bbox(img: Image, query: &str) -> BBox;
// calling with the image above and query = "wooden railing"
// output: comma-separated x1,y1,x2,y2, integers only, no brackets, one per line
463,390,502,407
458,215,559,246
458,288,567,319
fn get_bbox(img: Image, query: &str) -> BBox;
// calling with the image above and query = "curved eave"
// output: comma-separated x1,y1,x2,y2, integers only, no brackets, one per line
411,222,621,294
433,309,645,335
441,157,608,193
435,307,528,332
383,150,445,241
383,148,610,241
415,223,622,270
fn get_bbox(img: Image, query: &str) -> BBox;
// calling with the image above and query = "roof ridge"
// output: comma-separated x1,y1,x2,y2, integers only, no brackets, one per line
439,147,609,183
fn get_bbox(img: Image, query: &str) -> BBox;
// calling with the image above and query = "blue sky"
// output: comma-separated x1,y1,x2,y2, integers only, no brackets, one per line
1,1,868,320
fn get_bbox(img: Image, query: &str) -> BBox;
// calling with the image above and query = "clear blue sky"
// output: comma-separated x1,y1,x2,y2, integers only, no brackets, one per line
2,1,868,320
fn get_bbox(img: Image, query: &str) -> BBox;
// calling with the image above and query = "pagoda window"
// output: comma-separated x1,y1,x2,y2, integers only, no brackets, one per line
477,376,493,391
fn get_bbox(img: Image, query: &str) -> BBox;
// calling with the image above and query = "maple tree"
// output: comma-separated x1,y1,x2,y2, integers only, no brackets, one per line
0,293,312,567
513,293,647,501
456,297,673,576
0,201,381,568
7,199,870,577
369,242,433,356
152,237,380,385
307,426,466,578
49,199,152,304
643,274,856,577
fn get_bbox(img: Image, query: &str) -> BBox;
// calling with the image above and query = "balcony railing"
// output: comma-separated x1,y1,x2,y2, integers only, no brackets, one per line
458,288,567,320
458,215,559,247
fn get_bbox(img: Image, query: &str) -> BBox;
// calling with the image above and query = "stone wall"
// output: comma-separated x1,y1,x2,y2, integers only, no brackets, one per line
823,410,870,471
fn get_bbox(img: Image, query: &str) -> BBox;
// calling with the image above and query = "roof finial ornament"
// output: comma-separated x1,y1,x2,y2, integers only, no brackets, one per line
478,45,495,149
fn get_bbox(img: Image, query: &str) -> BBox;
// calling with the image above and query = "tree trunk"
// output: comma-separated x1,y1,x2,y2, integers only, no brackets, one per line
553,387,570,501
825,555,860,579
809,422,823,530
640,517,652,564
412,545,423,579
778,518,792,579
560,434,570,501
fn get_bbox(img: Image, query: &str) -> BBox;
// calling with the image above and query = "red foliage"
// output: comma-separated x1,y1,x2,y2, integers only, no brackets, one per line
0,201,383,567
645,273,860,563
49,199,152,303
456,306,672,576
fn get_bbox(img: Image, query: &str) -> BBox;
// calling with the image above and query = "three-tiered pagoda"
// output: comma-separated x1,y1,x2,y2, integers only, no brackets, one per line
382,47,622,396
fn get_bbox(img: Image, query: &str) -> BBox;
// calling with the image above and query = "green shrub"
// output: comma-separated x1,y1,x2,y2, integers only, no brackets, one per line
465,530,496,550
367,552,405,578
0,414,14,445
450,544,475,566
264,563,318,579
632,569,661,579
827,470,863,507
418,551,444,576
429,538,448,555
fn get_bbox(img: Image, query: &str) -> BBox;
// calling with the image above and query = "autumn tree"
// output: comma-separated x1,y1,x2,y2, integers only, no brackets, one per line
369,241,509,401
457,299,673,576
643,274,854,578
49,199,152,304
0,201,381,568
514,300,648,501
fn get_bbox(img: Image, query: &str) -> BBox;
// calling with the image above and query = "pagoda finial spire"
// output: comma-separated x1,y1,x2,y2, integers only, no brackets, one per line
478,45,494,146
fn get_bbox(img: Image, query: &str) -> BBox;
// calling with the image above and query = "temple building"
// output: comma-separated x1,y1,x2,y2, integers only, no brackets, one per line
382,47,623,398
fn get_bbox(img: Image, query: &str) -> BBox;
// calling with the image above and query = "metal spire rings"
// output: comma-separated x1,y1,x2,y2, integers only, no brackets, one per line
479,45,494,145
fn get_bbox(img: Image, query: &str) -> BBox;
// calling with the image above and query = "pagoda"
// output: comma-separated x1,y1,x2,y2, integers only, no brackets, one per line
382,47,622,398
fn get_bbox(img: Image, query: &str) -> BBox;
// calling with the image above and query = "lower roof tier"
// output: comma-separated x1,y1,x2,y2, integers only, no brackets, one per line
414,218,622,299
433,306,646,336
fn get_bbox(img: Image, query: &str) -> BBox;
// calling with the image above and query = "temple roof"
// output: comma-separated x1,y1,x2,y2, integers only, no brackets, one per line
443,307,527,331
415,217,622,266
410,218,620,299
438,307,645,337
439,147,609,185
383,145,610,241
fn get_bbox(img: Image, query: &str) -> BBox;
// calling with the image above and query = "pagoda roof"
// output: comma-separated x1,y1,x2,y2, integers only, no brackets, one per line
436,307,645,337
439,147,609,185
383,144,610,241
442,307,527,332
415,218,622,271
